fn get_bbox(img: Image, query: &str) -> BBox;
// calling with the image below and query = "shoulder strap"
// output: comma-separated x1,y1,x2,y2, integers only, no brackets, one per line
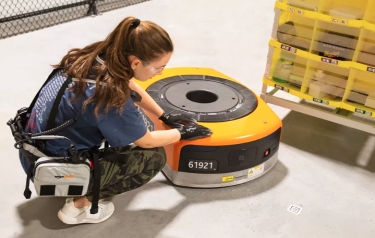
45,76,73,131
45,70,144,131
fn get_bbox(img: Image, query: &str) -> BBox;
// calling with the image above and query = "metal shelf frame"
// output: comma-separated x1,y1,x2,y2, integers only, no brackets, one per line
261,84,375,135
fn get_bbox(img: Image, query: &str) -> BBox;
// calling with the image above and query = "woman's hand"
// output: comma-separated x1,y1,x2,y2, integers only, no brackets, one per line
176,123,213,140
159,112,197,128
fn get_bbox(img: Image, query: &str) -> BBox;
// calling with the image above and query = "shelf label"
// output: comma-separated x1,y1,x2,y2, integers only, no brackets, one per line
281,44,297,53
321,57,338,65
331,17,348,25
313,98,329,105
274,84,290,93
288,6,304,15
355,108,373,116
367,66,375,73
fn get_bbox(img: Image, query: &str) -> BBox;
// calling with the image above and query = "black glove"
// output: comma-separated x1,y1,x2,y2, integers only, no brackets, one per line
176,123,213,140
159,112,197,128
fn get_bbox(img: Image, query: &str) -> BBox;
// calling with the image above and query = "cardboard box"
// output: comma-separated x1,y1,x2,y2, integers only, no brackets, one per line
308,81,330,98
291,65,306,77
307,69,347,89
357,51,375,67
289,74,303,87
277,22,313,51
329,6,365,20
315,31,358,50
361,43,375,55
287,0,319,11
347,91,367,105
351,79,375,96
316,74,347,89
313,31,357,61
277,33,312,51
365,96,375,109
308,80,345,99
327,85,345,99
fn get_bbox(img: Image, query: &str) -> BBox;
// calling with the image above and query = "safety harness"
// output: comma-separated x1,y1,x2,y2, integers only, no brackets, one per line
7,68,142,214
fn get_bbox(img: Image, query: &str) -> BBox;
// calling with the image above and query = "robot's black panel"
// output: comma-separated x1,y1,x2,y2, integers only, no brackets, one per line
178,127,281,174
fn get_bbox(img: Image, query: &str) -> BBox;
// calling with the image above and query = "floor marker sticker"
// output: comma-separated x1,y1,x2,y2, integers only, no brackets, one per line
288,205,303,215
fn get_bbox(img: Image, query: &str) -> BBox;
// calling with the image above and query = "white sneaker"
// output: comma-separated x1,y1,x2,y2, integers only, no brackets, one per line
57,198,115,224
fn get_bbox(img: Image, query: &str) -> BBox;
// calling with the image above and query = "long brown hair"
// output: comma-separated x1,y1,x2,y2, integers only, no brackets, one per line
53,16,173,116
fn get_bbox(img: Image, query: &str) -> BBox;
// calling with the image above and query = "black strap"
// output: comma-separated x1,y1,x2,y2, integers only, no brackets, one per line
90,147,101,214
99,140,133,163
24,163,35,199
101,153,130,163
46,76,73,131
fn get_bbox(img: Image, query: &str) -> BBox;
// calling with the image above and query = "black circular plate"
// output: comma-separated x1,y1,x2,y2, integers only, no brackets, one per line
146,75,258,122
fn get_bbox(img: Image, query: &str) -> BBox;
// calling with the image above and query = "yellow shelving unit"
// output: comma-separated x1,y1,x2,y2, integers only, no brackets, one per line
261,0,375,134
342,68,375,118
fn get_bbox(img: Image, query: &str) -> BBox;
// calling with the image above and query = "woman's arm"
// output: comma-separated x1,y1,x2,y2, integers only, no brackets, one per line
129,79,164,118
134,129,181,148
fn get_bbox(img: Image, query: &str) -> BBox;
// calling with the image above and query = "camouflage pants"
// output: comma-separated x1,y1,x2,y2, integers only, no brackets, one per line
85,145,166,201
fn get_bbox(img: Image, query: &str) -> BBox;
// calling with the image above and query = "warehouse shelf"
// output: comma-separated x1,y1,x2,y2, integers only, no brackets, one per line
262,0,375,133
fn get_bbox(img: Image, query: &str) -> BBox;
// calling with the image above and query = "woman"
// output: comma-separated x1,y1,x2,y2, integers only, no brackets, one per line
20,16,212,225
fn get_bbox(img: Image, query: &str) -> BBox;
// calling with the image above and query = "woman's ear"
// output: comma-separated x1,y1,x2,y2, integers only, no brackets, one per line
128,55,141,70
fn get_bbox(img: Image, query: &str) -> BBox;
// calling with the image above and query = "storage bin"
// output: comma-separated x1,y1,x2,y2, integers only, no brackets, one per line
318,0,368,20
274,10,316,51
310,20,360,61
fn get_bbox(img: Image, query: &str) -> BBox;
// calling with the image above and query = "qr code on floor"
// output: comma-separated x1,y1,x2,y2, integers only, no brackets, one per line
288,205,302,215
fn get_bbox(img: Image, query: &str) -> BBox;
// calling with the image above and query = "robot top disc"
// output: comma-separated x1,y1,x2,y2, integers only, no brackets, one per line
146,75,258,122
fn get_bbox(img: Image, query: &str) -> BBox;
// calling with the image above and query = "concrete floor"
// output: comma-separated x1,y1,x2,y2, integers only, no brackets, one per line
1,0,375,237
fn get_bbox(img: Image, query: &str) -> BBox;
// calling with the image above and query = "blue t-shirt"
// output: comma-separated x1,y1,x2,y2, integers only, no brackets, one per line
19,69,147,172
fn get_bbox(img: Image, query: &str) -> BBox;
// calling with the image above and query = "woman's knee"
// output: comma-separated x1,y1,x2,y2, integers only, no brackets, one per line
103,145,166,171
146,147,166,171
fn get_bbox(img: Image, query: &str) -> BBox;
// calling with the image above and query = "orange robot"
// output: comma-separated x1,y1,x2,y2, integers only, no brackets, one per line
136,67,282,188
